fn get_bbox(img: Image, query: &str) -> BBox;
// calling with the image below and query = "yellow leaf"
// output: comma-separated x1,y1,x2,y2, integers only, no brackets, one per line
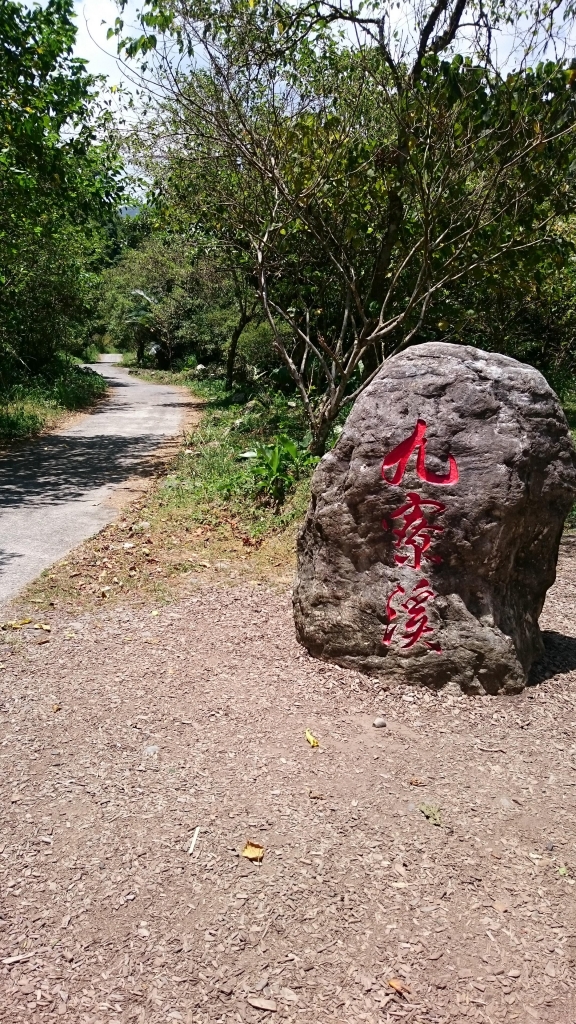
388,978,411,997
32,623,51,631
241,840,264,862
305,729,319,748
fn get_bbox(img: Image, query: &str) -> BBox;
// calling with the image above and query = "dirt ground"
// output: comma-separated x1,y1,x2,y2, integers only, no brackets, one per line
1,542,576,1023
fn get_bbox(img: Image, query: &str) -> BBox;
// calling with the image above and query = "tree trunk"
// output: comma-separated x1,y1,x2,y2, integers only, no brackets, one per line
136,334,145,366
308,417,334,457
226,314,248,390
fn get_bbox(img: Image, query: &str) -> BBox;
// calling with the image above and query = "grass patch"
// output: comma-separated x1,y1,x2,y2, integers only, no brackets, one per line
129,370,318,538
0,361,108,442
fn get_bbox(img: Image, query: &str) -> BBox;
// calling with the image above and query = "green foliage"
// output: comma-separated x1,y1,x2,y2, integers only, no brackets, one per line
0,359,107,440
0,0,125,381
100,232,245,368
0,0,119,212
242,435,319,506
416,222,576,396
131,371,314,529
0,219,112,372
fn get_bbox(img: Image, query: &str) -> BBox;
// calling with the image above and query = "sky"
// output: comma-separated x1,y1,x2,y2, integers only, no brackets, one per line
73,0,134,84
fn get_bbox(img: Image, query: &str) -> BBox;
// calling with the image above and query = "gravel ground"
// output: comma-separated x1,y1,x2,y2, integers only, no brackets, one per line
1,542,576,1023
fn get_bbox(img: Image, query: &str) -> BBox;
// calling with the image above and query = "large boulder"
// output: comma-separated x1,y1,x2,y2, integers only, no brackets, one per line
293,342,576,694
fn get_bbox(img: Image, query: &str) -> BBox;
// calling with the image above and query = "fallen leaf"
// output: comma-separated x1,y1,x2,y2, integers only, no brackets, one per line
419,803,442,826
32,623,51,631
246,996,277,1011
52,704,61,713
242,840,264,863
388,978,411,998
305,729,319,748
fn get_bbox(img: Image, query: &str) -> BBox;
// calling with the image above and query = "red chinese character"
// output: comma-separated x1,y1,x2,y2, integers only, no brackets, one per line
382,578,441,653
400,579,442,651
382,583,405,645
382,419,459,486
383,492,445,570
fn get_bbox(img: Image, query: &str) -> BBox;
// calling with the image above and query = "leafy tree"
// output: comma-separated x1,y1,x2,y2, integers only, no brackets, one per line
429,231,576,397
100,231,249,369
0,0,124,374
115,0,576,451
139,160,263,385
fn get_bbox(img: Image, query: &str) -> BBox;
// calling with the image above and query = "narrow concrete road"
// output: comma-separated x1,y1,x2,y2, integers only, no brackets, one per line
0,358,187,609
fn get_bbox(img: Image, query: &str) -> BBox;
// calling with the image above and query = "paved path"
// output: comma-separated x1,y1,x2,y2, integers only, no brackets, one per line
0,358,186,609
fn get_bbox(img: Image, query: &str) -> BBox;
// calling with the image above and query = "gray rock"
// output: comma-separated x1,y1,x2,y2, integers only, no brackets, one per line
293,343,576,694
372,717,387,728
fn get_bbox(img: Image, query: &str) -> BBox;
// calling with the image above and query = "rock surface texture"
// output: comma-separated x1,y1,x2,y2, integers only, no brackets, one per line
294,342,576,694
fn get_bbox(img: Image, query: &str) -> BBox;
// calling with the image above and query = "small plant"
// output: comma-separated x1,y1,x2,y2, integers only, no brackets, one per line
241,434,318,506
419,803,442,827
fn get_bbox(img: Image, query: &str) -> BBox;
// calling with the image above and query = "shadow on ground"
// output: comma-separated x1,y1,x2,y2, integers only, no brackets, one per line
529,630,576,685
0,433,168,509
0,375,185,509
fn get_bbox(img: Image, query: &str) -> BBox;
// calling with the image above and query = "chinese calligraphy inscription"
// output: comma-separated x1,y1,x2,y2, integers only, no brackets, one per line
381,420,457,654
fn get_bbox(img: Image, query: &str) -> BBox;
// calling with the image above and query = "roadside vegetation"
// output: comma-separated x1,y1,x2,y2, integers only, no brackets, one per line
134,371,322,530
0,358,107,441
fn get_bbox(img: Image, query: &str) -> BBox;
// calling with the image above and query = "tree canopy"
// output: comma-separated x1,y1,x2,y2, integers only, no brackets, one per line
109,0,576,449
0,0,124,376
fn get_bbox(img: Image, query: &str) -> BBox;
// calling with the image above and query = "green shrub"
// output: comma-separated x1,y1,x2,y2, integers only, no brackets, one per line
0,360,107,441
241,435,319,506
